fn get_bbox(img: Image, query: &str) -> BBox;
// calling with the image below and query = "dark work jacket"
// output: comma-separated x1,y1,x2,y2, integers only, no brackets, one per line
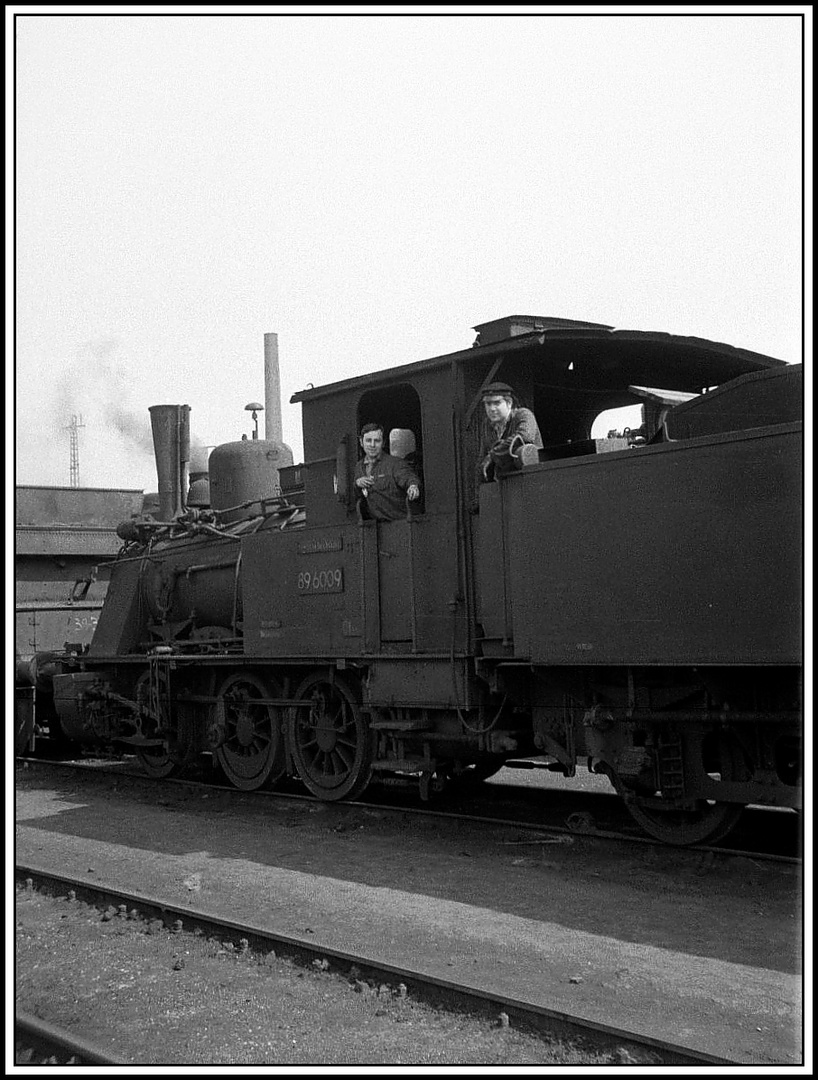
354,452,420,521
478,407,543,481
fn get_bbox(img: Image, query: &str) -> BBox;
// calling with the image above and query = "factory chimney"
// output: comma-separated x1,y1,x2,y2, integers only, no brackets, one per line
264,333,284,445
263,332,293,466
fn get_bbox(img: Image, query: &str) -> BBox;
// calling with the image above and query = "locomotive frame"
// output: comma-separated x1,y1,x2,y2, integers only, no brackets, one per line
37,316,803,845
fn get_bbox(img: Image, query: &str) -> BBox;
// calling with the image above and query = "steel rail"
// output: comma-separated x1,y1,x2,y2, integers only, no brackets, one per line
16,863,739,1067
17,756,801,866
15,1011,125,1066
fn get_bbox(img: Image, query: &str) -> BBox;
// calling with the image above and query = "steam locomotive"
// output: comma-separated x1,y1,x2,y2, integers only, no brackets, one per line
21,315,803,845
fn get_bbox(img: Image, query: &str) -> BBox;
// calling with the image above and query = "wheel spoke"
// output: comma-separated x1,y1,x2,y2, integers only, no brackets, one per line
333,745,354,770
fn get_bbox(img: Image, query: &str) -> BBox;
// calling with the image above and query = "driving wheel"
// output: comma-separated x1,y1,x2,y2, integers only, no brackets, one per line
286,672,374,801
214,671,285,791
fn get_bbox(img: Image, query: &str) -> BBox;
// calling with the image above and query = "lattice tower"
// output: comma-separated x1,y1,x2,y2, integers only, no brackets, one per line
66,414,85,487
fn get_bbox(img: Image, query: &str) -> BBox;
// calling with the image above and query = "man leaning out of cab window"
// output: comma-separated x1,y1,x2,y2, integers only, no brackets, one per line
478,382,543,482
355,422,421,521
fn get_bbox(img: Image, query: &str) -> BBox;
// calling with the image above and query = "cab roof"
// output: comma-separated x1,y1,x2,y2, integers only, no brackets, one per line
290,319,787,404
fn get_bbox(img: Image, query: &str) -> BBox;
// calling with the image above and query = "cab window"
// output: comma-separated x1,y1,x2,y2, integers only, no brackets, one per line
356,383,424,515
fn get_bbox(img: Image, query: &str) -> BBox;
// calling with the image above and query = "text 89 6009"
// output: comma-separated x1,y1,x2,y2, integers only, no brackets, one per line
297,568,344,594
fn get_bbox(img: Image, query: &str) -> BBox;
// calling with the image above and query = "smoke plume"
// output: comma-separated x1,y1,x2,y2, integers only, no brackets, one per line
53,336,155,458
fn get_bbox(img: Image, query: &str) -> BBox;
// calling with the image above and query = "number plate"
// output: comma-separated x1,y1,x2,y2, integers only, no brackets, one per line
297,568,344,594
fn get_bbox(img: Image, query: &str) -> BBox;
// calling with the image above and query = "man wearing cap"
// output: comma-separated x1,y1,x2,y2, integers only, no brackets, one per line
478,383,543,482
354,422,421,521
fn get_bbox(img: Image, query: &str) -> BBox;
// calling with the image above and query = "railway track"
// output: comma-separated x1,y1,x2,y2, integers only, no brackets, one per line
15,863,740,1067
16,755,801,865
15,1011,125,1066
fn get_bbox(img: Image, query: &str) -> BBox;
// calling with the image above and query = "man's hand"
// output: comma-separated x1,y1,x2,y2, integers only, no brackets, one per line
356,476,374,490
406,484,420,501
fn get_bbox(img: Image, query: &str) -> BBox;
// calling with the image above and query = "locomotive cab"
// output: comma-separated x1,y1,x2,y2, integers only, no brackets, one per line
468,340,802,843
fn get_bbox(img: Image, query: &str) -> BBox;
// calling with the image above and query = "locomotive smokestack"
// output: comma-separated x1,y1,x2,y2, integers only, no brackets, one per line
263,333,283,445
149,405,191,520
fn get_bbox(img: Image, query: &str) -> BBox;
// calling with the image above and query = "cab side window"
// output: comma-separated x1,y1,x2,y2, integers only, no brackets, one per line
356,384,425,515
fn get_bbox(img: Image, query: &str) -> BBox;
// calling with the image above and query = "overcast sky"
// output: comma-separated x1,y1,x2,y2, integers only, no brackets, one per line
9,6,809,491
